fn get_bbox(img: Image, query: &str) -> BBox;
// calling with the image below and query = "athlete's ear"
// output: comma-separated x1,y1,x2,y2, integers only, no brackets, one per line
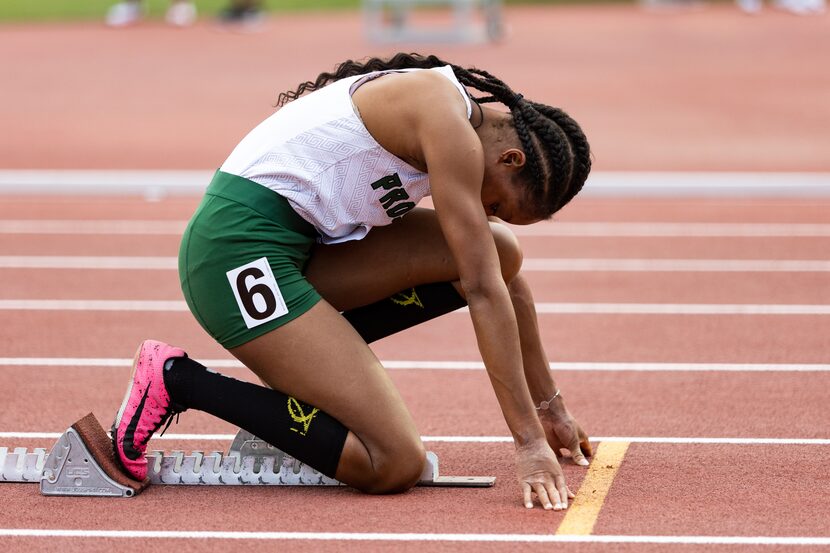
499,148,526,169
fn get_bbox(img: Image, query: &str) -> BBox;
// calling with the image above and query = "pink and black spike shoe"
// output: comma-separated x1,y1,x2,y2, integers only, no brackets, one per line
111,340,187,480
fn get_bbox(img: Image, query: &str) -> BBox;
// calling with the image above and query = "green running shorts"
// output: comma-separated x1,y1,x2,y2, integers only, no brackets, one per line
179,171,322,349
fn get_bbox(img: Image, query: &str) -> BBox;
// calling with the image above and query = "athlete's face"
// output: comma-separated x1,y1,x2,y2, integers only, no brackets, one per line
480,148,541,225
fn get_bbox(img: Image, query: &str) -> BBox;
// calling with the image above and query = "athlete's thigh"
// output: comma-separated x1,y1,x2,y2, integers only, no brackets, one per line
229,299,421,459
305,207,520,311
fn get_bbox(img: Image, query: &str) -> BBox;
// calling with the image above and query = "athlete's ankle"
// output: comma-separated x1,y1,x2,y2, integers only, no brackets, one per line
162,356,200,408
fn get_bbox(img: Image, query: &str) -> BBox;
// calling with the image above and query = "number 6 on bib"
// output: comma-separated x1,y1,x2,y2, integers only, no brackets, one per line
226,257,288,329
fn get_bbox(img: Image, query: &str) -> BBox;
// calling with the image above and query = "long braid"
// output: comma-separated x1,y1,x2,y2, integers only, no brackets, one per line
511,108,547,198
531,102,591,208
517,103,575,213
277,53,591,216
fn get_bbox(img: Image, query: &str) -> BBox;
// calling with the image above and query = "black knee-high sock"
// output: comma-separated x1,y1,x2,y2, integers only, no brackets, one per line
163,357,347,478
342,281,467,343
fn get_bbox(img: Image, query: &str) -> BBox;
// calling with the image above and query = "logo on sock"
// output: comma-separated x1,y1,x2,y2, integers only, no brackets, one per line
390,288,424,308
287,397,319,436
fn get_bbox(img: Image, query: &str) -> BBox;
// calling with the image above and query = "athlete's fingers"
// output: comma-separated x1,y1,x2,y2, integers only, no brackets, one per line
533,482,554,510
568,434,590,467
567,486,575,499
545,480,564,510
579,428,593,458
522,482,533,509
555,476,568,510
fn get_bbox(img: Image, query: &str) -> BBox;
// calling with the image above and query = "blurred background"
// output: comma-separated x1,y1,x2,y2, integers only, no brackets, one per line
0,0,827,182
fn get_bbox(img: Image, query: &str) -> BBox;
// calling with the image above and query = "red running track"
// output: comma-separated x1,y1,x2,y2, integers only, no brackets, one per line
1,195,829,552
2,2,830,548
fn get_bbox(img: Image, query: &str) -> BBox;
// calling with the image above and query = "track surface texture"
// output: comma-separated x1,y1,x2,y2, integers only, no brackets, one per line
1,3,829,552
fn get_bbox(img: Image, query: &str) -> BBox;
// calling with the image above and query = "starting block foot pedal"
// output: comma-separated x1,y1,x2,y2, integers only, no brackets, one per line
40,413,149,497
419,451,495,488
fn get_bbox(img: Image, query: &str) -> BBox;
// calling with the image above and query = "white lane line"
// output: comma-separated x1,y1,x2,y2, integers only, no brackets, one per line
373,361,830,372
3,256,830,272
511,222,830,237
0,432,235,441
0,299,186,311
0,220,186,235
529,303,830,314
2,169,829,197
1,433,827,444
1,358,829,372
2,299,829,315
523,258,830,272
4,220,830,237
0,169,213,197
421,437,830,445
584,171,830,197
0,256,176,269
0,529,827,544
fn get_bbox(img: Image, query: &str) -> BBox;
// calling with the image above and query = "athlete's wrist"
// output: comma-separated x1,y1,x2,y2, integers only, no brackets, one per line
534,389,561,411
511,419,547,447
514,434,550,453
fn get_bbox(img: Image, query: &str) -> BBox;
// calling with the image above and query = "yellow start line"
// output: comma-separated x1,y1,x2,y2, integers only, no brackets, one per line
556,441,631,535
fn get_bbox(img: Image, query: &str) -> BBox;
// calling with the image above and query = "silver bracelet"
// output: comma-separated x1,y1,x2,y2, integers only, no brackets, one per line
535,389,561,411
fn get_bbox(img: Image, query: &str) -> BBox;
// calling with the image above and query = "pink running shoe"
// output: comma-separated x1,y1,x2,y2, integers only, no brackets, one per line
112,340,186,480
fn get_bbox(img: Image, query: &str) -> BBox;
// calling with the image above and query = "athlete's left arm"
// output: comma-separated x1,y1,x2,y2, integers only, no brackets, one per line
354,72,571,508
406,74,571,509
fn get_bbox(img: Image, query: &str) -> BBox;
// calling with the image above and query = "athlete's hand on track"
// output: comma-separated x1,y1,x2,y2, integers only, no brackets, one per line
538,401,592,467
516,439,574,510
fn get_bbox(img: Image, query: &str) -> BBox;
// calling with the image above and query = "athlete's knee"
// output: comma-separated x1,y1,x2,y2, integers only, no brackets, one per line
364,439,426,494
490,221,523,283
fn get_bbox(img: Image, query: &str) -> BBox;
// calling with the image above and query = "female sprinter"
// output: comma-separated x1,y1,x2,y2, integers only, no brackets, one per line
111,53,592,511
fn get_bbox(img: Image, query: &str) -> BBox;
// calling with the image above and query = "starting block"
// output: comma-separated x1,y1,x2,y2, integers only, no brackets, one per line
0,413,495,496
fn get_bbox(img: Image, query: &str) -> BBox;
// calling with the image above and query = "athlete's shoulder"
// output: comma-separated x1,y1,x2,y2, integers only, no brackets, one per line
352,68,467,124
405,67,464,95
393,69,470,122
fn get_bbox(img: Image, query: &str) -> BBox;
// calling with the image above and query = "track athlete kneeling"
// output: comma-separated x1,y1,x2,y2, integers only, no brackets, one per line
112,53,593,510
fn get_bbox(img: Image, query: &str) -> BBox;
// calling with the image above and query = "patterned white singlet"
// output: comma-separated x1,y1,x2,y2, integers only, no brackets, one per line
220,65,473,244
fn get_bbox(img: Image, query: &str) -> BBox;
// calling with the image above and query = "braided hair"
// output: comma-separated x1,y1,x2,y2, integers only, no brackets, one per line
277,53,591,217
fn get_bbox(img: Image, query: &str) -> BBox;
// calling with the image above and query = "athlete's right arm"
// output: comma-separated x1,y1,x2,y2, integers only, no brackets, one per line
403,74,570,510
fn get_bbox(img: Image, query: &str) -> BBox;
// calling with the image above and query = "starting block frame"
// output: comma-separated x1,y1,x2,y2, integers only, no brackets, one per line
0,414,496,497
364,0,503,44
41,426,142,497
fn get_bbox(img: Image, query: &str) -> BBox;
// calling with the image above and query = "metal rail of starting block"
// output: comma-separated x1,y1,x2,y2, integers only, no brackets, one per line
364,0,503,44
0,424,495,497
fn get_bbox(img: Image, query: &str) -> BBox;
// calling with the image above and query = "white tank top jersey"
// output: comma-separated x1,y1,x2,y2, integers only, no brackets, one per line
220,65,473,244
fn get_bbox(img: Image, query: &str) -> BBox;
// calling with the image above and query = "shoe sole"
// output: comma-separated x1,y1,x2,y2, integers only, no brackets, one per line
111,340,147,471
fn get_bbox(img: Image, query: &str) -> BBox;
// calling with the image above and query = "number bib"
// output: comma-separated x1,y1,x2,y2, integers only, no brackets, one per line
226,257,289,329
